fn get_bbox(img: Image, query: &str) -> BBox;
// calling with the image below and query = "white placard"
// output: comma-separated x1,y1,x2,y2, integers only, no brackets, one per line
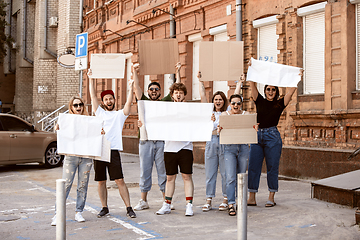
141,101,213,142
57,114,110,162
247,57,302,87
89,53,126,79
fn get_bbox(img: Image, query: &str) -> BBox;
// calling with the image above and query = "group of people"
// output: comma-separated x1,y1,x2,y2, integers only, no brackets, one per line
51,59,299,225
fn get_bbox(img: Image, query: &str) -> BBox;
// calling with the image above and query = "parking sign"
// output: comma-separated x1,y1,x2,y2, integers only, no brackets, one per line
75,33,88,58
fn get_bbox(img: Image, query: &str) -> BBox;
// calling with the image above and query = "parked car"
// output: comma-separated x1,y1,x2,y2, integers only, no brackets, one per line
0,113,63,167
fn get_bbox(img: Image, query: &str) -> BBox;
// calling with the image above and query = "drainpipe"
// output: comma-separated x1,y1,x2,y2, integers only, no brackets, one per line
236,0,242,41
23,0,34,64
170,4,176,83
5,0,13,72
44,0,57,58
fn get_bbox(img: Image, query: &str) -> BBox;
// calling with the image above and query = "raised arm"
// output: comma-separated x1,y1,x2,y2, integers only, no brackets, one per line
88,69,99,113
283,69,303,106
234,74,245,95
175,62,181,83
133,63,143,100
198,71,207,103
123,79,134,116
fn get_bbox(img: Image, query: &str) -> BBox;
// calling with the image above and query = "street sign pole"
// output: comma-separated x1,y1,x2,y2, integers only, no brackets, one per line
75,33,88,97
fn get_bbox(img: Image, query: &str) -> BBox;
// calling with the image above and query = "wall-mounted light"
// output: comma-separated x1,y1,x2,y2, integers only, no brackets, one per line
152,8,176,18
126,20,151,30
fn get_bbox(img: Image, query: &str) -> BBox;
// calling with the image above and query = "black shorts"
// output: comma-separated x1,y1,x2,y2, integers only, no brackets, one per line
164,149,193,175
94,150,124,181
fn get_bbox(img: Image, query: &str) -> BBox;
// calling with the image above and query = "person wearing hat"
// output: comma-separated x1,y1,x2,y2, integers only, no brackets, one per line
132,62,181,211
88,70,136,218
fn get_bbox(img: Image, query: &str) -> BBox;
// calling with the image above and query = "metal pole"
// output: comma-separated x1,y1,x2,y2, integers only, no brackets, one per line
236,0,242,41
237,173,247,240
79,70,83,97
170,4,176,83
56,179,66,240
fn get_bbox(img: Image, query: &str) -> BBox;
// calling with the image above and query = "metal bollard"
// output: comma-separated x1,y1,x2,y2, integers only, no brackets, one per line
237,173,247,240
56,179,66,240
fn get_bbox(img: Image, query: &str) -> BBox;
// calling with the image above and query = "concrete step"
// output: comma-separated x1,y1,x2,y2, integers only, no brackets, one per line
311,169,360,208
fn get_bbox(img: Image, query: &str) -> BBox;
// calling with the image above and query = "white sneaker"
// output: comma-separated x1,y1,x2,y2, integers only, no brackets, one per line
51,215,56,226
170,204,175,210
156,202,171,215
185,203,193,216
75,212,85,222
134,199,150,211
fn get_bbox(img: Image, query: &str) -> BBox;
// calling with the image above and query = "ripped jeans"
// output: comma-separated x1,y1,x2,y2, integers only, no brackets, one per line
62,156,93,212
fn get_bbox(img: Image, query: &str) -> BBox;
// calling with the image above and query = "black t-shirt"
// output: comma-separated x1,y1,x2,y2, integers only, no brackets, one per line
255,94,285,129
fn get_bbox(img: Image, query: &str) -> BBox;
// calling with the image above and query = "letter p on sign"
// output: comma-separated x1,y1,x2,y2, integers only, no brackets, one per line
75,33,88,58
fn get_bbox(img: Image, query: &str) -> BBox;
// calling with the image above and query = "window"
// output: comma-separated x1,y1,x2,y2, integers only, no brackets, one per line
355,2,360,89
144,75,150,98
163,74,172,97
0,116,33,132
298,2,326,94
188,33,202,100
253,15,279,96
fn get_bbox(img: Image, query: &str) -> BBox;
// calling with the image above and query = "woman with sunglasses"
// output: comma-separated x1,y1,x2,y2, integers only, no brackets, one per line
217,94,250,216
198,73,244,212
51,97,96,226
246,67,300,208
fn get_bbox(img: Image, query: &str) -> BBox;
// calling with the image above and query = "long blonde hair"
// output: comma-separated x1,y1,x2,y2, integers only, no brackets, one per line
68,96,89,115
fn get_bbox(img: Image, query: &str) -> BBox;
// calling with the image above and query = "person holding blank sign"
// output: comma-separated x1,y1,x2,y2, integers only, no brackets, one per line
133,63,181,211
198,72,244,212
218,94,250,216
246,62,302,208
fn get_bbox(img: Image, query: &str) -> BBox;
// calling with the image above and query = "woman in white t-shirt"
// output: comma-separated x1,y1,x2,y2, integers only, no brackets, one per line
218,94,250,216
198,72,244,212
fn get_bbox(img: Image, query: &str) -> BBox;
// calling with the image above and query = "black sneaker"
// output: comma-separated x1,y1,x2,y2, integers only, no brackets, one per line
97,207,109,218
127,207,136,218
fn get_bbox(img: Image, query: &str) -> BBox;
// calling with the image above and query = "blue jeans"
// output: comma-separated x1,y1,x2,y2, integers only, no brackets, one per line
139,140,166,193
205,135,226,198
248,126,282,193
62,156,93,212
224,144,250,205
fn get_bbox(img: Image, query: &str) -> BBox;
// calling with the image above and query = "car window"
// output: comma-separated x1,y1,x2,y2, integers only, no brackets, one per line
0,116,33,131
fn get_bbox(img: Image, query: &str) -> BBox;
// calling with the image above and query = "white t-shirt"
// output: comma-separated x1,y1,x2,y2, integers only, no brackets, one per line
164,141,193,153
96,106,128,151
213,111,222,131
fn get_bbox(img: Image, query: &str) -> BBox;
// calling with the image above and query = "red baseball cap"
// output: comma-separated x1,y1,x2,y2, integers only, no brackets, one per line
101,90,115,100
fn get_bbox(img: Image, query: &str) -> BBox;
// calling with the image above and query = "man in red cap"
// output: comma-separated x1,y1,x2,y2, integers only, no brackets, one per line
89,70,136,218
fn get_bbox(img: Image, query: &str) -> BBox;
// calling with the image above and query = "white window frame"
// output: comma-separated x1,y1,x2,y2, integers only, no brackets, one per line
298,2,326,94
188,33,202,100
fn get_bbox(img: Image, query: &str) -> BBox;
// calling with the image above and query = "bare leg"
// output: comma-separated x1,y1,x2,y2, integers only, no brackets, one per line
181,173,194,203
98,181,108,208
165,175,176,198
115,179,131,207
268,192,275,203
141,192,148,202
247,192,256,205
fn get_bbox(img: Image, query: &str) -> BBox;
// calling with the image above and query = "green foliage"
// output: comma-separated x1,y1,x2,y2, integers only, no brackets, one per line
0,0,14,63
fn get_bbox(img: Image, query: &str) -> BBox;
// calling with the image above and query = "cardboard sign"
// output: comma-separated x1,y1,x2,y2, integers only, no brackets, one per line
140,100,213,142
199,41,244,81
89,53,126,79
138,39,179,75
246,57,302,87
219,114,258,144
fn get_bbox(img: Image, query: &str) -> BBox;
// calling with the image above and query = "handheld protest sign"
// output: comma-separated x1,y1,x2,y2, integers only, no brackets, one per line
138,39,179,75
219,114,258,144
89,53,126,79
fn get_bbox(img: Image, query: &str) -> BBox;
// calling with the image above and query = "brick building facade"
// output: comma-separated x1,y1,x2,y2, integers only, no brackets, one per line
3,0,82,125
83,0,360,179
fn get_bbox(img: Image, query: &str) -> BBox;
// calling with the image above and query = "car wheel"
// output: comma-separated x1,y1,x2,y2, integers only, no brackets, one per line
44,143,63,168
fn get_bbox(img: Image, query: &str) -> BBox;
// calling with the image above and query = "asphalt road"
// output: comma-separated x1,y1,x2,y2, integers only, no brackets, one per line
0,153,359,240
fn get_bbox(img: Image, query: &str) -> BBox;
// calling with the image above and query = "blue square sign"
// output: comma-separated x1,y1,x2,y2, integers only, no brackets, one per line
75,33,88,58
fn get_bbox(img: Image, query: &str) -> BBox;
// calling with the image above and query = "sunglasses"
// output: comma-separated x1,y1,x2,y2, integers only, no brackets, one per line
149,87,160,91
266,88,276,92
73,103,84,108
231,101,242,105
